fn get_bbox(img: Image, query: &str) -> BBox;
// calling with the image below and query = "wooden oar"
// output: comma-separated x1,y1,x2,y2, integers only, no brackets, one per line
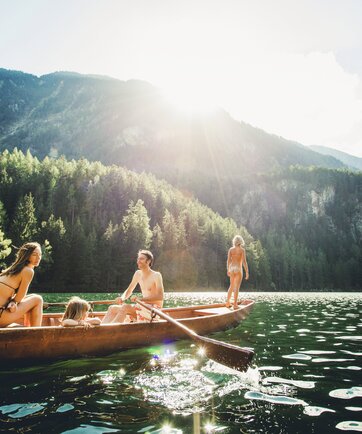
136,299,254,372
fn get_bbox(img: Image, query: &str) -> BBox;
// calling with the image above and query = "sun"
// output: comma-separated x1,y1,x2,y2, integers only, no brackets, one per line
161,83,217,115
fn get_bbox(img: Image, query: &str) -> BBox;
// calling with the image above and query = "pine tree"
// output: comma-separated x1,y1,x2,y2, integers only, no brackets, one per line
0,228,12,267
11,193,38,244
121,200,153,254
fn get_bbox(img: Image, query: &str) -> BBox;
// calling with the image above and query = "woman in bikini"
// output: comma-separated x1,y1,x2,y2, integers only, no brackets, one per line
226,235,249,309
0,242,43,327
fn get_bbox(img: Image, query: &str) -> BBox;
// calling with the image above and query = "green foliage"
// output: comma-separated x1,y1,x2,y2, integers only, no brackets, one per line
0,227,11,267
11,192,38,244
234,167,362,290
0,149,263,291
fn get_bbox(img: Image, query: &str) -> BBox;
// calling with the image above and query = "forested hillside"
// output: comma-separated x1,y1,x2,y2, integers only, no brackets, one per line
228,167,362,290
0,149,269,292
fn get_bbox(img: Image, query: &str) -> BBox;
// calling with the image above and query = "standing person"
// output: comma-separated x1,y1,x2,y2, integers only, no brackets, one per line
0,242,43,327
226,235,249,309
102,250,164,324
61,296,101,328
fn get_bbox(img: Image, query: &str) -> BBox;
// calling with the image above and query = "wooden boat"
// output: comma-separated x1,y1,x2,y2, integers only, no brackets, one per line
0,300,254,364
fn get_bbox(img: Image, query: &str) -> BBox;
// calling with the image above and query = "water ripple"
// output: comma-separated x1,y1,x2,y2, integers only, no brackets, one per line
336,421,362,431
341,350,362,356
0,402,46,418
329,387,362,399
311,358,354,363
303,406,335,416
282,353,312,360
62,425,119,433
263,377,315,389
134,358,215,414
244,391,307,406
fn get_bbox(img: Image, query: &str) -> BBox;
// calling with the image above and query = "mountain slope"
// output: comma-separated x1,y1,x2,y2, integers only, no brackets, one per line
310,145,362,171
0,68,345,178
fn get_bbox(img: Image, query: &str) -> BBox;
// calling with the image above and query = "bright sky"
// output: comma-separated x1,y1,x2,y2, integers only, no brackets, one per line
1,0,362,157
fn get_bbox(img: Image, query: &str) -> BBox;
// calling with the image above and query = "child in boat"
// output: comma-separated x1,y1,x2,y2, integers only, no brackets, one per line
61,296,101,328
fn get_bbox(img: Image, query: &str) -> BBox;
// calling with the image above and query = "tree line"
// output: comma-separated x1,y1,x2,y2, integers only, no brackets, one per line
0,149,270,292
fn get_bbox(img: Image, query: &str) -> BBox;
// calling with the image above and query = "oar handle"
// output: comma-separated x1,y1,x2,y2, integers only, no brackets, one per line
136,299,198,338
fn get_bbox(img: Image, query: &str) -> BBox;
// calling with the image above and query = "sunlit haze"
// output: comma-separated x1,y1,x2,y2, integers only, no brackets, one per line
1,0,362,157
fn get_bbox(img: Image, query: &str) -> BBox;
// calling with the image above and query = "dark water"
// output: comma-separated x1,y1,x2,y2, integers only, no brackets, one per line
0,292,361,434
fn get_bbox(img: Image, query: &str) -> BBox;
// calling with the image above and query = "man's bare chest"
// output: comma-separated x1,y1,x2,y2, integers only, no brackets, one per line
139,275,156,293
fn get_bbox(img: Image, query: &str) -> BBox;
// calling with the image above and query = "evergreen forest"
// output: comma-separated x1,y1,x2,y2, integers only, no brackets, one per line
0,149,269,292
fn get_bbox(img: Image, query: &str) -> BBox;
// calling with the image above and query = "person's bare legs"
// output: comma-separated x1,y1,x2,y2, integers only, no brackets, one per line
102,304,136,324
226,278,233,308
226,272,242,307
232,273,243,309
0,294,43,327
27,294,43,326
101,305,121,323
112,304,137,323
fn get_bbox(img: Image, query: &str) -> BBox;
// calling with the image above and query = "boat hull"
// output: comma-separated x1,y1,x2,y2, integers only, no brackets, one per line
0,300,254,364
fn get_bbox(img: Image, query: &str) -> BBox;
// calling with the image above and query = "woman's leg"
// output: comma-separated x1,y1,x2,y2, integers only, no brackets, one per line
232,273,243,308
0,294,43,327
27,294,43,326
226,276,234,307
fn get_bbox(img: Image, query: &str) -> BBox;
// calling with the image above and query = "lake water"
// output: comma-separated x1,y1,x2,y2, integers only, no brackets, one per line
0,292,361,433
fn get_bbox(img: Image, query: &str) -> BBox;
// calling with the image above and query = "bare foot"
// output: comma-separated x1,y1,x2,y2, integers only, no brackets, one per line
225,301,231,308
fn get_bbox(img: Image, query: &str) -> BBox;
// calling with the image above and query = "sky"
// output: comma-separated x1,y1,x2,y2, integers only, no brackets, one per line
1,0,362,157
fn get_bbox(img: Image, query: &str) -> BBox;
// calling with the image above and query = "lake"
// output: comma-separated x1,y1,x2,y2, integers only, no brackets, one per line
0,292,361,433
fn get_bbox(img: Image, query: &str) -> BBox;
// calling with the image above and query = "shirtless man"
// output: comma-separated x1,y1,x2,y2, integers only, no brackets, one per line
102,250,164,323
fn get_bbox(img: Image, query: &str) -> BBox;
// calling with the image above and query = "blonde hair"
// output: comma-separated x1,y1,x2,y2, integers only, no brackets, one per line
232,235,245,247
62,296,90,321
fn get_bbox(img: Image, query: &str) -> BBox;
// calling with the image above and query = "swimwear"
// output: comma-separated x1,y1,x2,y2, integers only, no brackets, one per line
0,281,19,292
228,264,241,273
135,303,160,322
0,281,19,318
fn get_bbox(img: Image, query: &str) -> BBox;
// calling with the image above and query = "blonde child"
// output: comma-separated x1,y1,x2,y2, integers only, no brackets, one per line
62,296,101,328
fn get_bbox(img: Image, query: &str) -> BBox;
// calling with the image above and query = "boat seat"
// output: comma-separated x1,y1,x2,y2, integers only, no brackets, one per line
194,307,232,316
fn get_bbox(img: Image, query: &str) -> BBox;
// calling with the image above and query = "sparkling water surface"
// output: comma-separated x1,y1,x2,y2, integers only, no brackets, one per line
0,292,361,433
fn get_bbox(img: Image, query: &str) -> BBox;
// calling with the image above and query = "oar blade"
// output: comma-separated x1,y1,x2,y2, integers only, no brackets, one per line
196,336,254,372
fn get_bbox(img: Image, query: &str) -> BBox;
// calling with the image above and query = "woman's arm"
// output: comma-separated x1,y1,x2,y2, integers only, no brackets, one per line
13,267,34,303
242,249,249,280
227,249,232,275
